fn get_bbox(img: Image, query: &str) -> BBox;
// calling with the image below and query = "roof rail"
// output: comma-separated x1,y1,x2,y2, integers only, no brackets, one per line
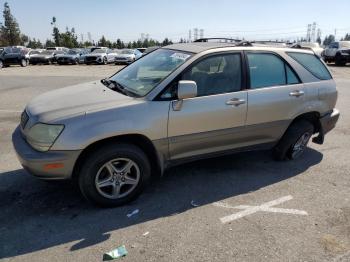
194,38,242,43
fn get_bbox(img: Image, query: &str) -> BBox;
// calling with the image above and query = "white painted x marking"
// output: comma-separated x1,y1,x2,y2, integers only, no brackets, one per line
213,195,308,224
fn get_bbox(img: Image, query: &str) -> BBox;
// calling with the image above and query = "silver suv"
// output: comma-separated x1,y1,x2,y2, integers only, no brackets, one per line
12,40,340,207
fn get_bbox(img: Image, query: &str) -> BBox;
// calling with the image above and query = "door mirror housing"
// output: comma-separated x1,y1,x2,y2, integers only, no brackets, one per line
177,80,197,100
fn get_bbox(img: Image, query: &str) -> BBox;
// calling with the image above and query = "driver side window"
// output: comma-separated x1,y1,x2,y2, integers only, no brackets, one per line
181,53,242,97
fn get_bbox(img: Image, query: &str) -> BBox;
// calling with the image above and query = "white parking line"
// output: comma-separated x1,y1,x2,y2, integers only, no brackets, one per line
0,109,22,113
214,195,308,224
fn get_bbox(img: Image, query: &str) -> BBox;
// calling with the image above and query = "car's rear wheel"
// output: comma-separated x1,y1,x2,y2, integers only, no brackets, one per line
78,143,151,207
335,54,346,66
74,58,79,65
273,120,314,161
20,59,28,67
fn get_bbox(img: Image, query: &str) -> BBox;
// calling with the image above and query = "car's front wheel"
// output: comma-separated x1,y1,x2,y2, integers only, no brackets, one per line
20,58,28,67
78,143,151,207
103,56,108,65
273,120,314,161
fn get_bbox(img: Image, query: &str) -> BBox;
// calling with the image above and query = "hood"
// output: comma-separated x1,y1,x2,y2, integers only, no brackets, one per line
85,53,105,57
26,81,136,123
57,54,78,58
35,54,53,59
117,54,134,58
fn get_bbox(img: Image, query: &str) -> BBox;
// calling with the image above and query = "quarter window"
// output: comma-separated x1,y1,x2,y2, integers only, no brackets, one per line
247,53,300,89
182,53,242,96
287,52,332,80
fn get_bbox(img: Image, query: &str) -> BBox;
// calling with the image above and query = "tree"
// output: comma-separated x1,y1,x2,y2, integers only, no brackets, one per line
51,17,61,46
162,38,172,46
45,39,55,48
344,33,350,41
323,35,335,46
1,2,21,45
316,36,321,45
27,38,43,49
98,35,107,47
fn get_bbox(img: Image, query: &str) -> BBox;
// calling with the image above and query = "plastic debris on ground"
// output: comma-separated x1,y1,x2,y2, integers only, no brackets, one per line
126,209,139,218
191,200,200,207
103,245,128,261
142,231,149,236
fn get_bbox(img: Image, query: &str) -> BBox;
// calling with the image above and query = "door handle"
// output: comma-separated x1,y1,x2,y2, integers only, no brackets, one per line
289,90,304,97
226,98,246,106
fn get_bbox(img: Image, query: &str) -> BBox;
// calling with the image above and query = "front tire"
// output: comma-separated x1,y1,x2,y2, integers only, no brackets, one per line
78,144,151,207
103,56,108,65
20,59,28,67
273,120,314,161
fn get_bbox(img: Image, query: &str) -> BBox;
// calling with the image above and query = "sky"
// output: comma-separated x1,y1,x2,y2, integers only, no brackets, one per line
1,0,350,43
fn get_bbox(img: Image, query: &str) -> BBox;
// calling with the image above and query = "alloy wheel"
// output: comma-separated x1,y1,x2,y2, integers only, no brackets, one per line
291,132,311,159
95,158,140,199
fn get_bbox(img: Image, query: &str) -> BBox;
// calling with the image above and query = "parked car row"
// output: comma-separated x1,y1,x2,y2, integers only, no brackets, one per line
0,46,158,69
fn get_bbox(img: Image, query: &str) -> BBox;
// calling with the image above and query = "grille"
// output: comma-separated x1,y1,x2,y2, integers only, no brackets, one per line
20,110,29,129
116,57,126,60
86,56,97,62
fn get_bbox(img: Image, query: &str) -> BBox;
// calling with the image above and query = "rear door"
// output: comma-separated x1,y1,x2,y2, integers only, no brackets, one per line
167,52,248,160
244,52,305,145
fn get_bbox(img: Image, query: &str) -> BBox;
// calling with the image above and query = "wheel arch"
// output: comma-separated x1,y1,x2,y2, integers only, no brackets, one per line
72,134,163,181
289,111,321,134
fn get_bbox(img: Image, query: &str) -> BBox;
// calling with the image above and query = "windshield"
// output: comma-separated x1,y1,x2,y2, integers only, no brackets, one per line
41,50,54,55
92,49,106,53
110,49,192,96
340,41,350,48
121,49,134,54
68,50,78,54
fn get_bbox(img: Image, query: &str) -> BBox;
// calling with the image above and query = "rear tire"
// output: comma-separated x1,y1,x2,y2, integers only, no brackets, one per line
335,54,346,66
78,143,151,207
273,120,314,161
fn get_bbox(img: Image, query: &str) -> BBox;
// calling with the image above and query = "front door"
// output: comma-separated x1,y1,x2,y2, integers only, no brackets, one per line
168,52,248,160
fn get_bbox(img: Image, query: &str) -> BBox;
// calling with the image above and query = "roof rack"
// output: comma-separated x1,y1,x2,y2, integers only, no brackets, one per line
194,38,242,43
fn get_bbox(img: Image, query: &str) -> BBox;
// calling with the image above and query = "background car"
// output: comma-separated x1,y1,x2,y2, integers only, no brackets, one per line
85,48,118,65
56,48,88,65
137,47,146,53
0,46,30,67
114,48,142,64
323,41,350,66
141,46,160,56
29,50,65,65
292,42,324,57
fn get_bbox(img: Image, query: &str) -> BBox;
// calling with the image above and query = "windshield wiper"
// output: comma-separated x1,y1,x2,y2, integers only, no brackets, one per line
101,78,137,97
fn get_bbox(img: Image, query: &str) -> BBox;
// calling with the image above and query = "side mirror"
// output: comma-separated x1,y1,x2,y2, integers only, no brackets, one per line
177,80,197,99
173,80,197,111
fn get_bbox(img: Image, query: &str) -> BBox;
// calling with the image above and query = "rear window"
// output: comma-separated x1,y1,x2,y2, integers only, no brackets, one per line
287,52,332,80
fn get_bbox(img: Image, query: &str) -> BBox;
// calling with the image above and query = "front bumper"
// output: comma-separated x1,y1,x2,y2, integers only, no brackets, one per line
12,126,82,180
85,56,103,64
115,58,133,64
313,109,340,144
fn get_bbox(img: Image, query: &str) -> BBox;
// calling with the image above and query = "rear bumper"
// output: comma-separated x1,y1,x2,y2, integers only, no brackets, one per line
313,109,340,144
12,126,81,180
320,108,340,134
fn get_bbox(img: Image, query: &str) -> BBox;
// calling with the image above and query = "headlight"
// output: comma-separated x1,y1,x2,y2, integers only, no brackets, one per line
26,123,64,152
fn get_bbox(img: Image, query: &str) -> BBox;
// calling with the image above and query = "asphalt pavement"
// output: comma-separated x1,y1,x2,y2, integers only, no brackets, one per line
0,64,349,262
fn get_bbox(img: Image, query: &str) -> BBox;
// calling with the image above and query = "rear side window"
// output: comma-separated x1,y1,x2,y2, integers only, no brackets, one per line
247,53,300,89
287,52,332,80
